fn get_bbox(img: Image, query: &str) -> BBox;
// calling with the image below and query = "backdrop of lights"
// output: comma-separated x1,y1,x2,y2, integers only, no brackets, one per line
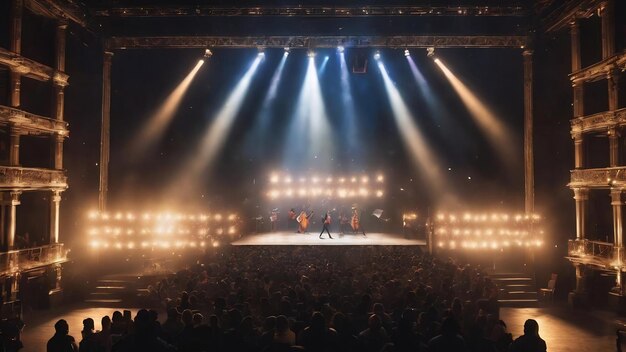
266,173,385,200
86,210,240,250
433,212,544,250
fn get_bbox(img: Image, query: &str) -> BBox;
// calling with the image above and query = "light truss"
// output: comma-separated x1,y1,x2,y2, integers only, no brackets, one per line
106,35,528,50
94,5,527,18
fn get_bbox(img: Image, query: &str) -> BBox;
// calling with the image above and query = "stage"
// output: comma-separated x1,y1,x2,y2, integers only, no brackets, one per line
232,231,427,246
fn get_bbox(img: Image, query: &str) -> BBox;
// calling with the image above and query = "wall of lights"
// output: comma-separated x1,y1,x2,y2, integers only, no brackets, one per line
266,173,385,200
86,211,239,250
433,212,544,250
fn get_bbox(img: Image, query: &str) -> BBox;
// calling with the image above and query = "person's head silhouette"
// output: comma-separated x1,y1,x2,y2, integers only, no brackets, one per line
54,319,69,335
523,319,540,337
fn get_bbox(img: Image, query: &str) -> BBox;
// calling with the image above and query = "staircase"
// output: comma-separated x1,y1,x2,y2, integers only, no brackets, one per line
491,272,539,308
85,275,155,307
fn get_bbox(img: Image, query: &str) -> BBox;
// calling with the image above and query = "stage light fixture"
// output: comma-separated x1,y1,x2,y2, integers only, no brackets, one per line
374,50,381,60
337,45,345,53
427,47,435,58
307,50,316,58
204,49,213,58
404,49,410,57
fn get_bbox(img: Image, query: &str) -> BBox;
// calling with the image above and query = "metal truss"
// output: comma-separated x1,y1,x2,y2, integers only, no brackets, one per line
94,5,527,18
106,35,528,50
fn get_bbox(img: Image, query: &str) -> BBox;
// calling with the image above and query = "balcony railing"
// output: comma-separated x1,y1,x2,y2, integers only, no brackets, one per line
570,167,626,188
0,166,67,191
0,105,69,136
0,244,67,276
567,239,624,268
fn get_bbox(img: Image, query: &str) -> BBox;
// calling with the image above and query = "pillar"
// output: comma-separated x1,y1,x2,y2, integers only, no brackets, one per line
99,51,113,211
523,49,534,215
9,129,20,166
608,70,619,111
571,21,584,119
6,192,20,250
609,127,619,167
574,133,584,168
53,134,63,169
611,188,624,247
9,0,22,109
53,21,67,121
600,0,615,60
49,191,61,244
574,187,588,240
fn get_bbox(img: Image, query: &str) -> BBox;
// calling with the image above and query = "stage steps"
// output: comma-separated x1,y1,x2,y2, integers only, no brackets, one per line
84,275,158,307
491,272,539,308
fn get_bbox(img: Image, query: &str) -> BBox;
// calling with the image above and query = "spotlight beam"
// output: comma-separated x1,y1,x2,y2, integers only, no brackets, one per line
377,61,449,198
130,59,204,157
339,52,358,154
169,55,262,196
282,57,333,167
434,58,516,165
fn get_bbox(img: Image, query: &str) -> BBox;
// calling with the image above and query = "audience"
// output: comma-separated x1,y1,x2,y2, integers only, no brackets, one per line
42,246,545,352
47,319,78,352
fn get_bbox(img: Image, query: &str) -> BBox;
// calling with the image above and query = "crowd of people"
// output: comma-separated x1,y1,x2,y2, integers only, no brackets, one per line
46,246,546,351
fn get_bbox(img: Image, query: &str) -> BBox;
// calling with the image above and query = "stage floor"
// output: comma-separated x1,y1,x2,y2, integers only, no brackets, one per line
232,231,426,246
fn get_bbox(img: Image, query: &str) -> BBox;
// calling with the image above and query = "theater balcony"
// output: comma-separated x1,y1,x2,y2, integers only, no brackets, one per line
0,244,68,277
567,239,622,270
0,166,68,191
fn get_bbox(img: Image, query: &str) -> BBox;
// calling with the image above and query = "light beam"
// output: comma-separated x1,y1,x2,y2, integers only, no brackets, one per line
130,59,204,157
434,57,516,166
377,61,452,201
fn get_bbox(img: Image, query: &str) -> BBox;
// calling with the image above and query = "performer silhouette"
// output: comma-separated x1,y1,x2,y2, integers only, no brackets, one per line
319,212,333,239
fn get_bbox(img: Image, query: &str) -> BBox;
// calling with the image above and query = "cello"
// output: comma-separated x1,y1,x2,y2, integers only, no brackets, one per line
351,209,360,233
297,211,314,233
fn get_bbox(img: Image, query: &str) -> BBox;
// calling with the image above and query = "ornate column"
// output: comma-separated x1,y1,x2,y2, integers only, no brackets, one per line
574,133,584,169
609,127,619,167
571,21,584,119
600,0,615,60
6,192,20,250
608,69,619,111
9,0,23,109
9,128,20,166
573,187,588,240
99,51,113,211
523,49,534,215
49,191,61,244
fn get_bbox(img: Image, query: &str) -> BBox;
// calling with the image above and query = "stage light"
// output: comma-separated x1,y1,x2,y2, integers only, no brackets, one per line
307,50,316,58
376,175,384,182
258,48,265,57
374,50,381,60
337,46,345,53
427,47,435,57
404,49,410,57
284,47,290,55
204,49,213,58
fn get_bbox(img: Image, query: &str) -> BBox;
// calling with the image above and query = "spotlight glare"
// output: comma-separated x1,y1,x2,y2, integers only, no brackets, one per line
374,50,381,60
337,46,345,53
404,49,410,57
204,49,213,58
427,47,436,58
307,50,316,58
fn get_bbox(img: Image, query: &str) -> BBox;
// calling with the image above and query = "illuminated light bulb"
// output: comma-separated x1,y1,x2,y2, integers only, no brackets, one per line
127,242,135,249
438,242,444,248
228,226,236,235
141,241,149,248
212,241,220,248
361,176,369,183
88,211,99,220
115,242,123,249
437,214,445,221
214,214,222,221
228,214,236,221
90,240,100,248
376,190,384,198
376,175,384,182
102,213,110,220
200,241,206,247
285,177,292,183
326,177,333,183
351,177,357,183
312,177,319,183
339,178,345,183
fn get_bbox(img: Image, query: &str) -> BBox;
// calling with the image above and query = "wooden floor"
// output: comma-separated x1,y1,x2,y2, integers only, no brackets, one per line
232,231,427,246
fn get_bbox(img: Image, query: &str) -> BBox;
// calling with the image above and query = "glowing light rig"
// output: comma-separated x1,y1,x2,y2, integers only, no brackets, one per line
266,173,385,199
86,210,239,251
433,211,544,251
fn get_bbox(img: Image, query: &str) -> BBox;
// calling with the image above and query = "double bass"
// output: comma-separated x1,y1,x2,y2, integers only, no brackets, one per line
297,211,314,233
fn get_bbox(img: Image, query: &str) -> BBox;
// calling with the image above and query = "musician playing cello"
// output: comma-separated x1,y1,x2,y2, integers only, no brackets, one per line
297,210,314,234
351,206,366,236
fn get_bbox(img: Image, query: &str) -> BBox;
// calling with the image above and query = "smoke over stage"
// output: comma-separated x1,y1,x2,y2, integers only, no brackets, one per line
232,231,426,246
